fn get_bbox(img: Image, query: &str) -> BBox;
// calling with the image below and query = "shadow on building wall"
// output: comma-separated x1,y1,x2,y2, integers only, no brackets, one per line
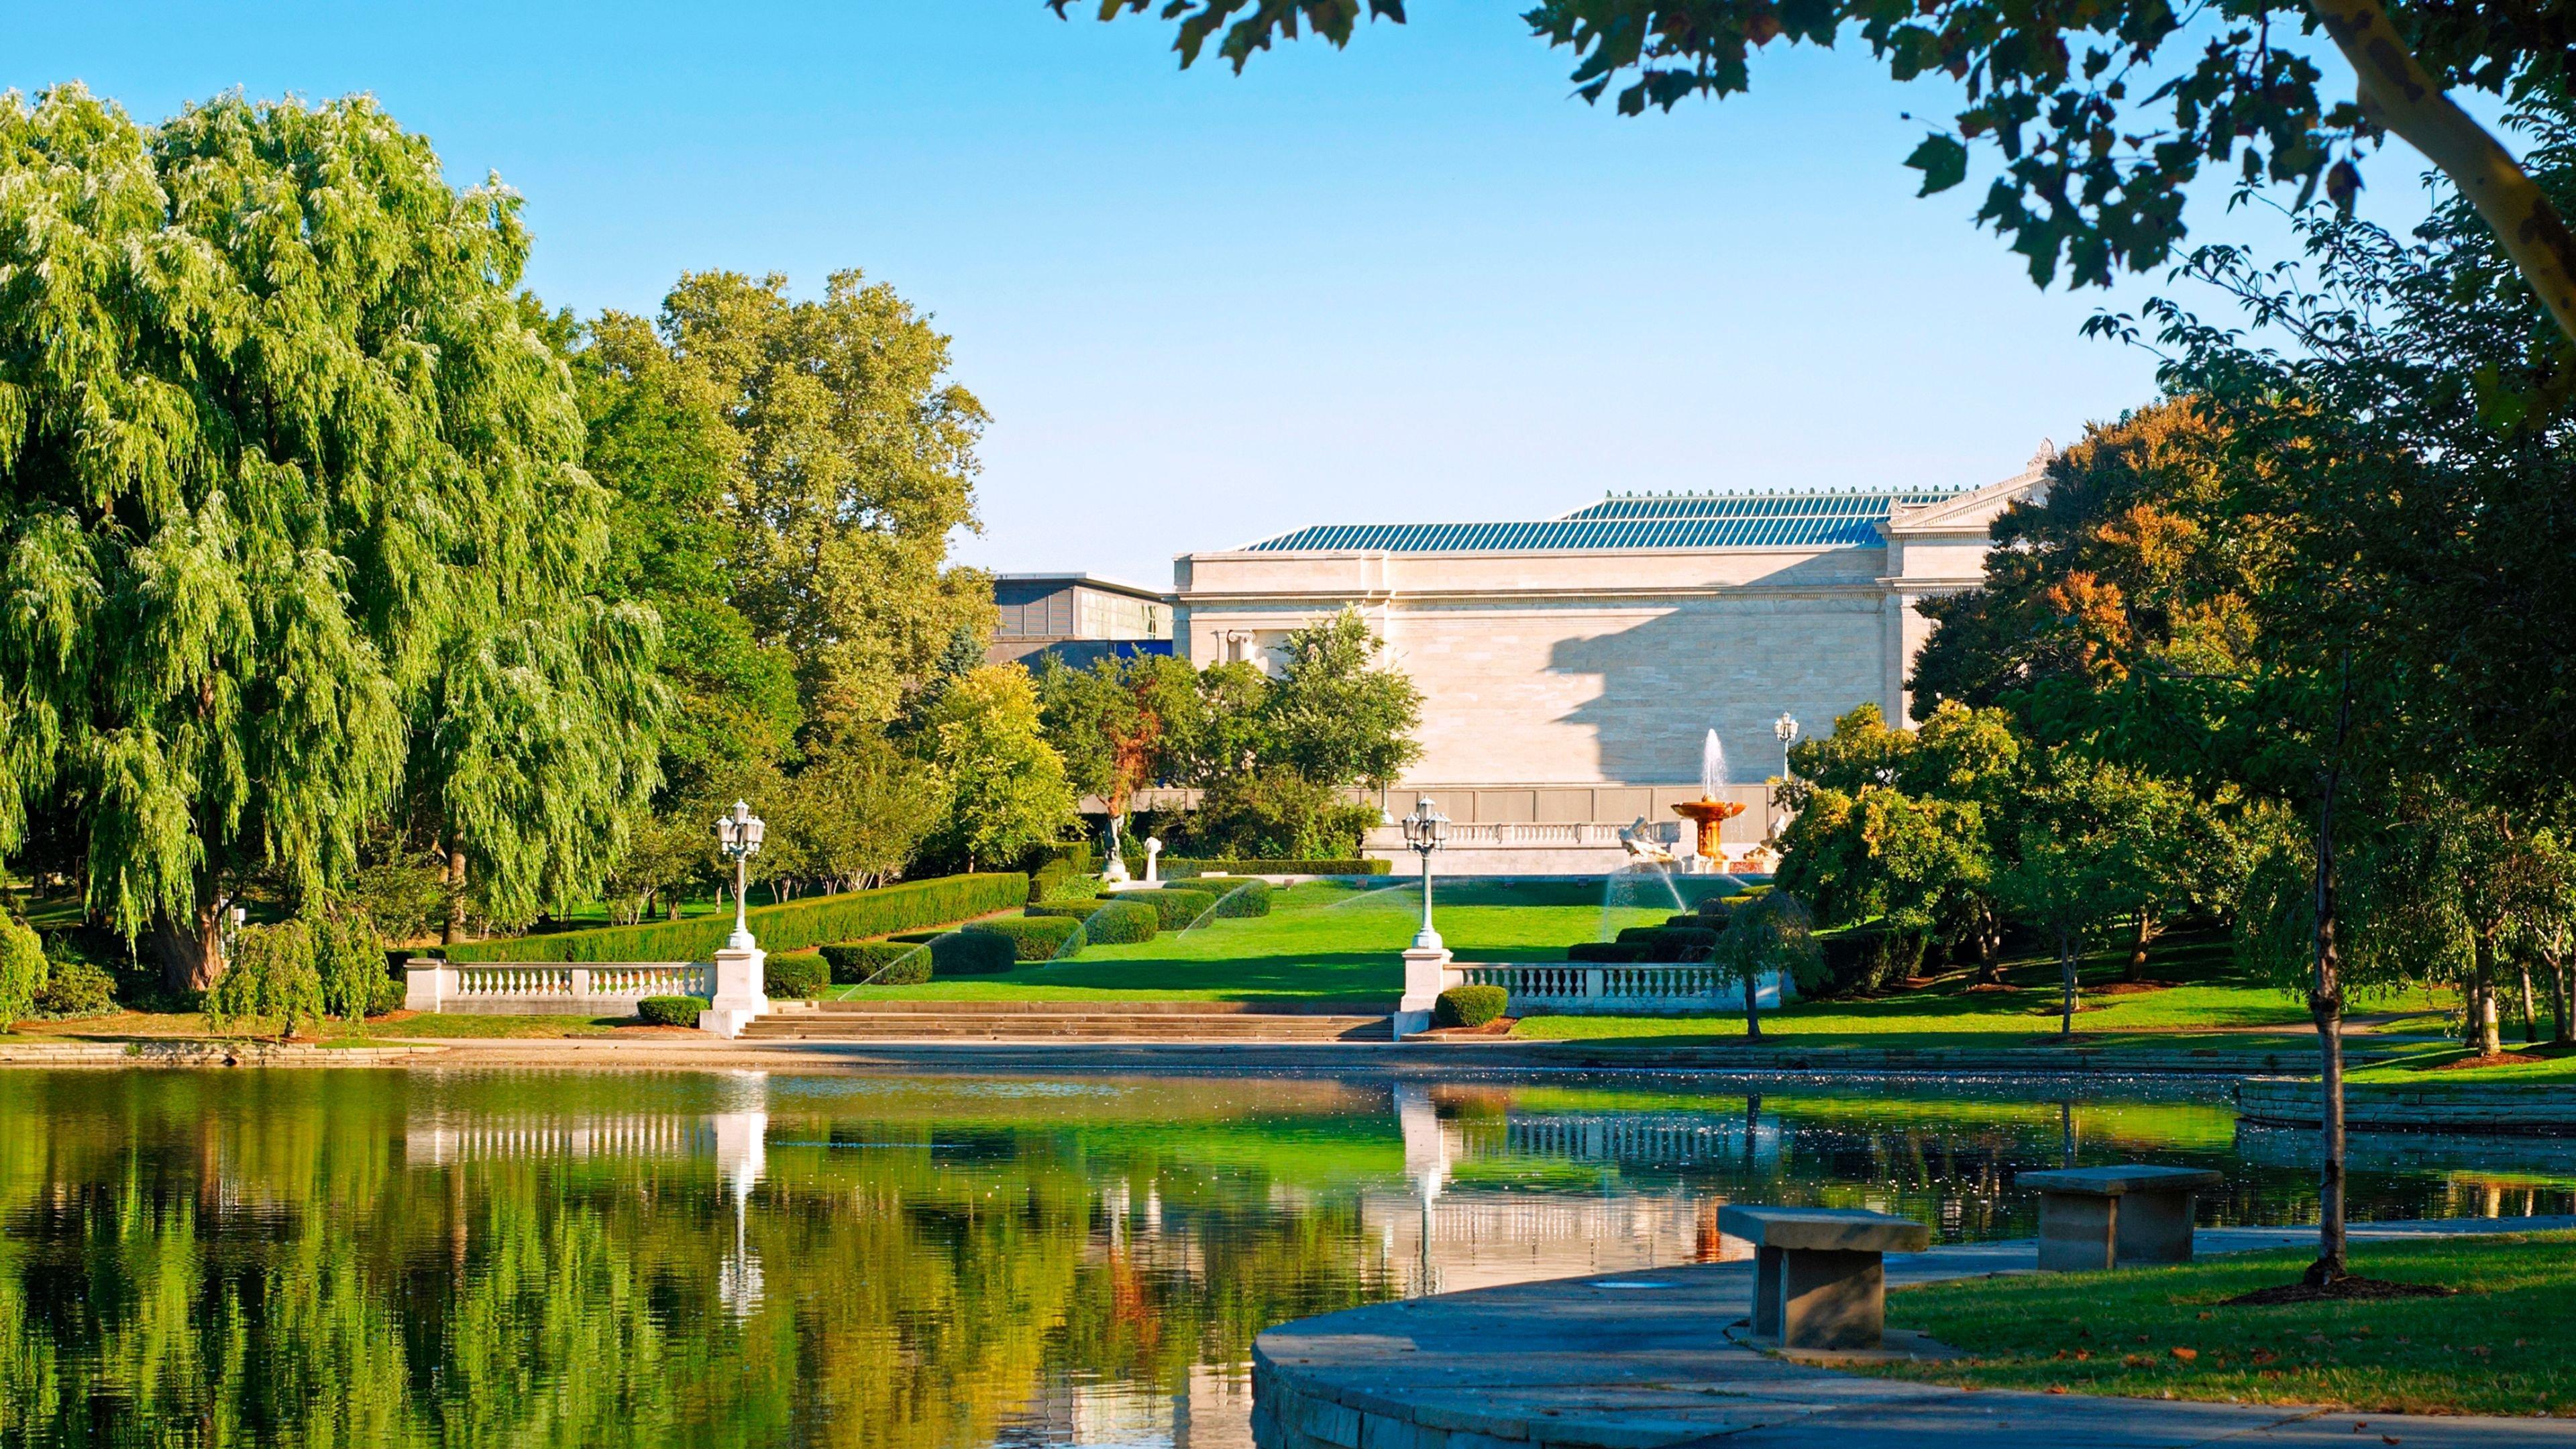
1547,584,1894,786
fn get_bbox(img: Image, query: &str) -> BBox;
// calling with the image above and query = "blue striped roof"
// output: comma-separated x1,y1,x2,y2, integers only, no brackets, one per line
1242,488,1970,553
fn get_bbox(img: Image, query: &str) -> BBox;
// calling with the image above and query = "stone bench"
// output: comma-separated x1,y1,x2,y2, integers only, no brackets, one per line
1717,1205,1930,1350
2019,1165,2224,1271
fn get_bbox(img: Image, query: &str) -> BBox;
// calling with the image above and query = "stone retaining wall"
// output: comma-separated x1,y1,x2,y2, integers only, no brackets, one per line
2237,1075,2576,1134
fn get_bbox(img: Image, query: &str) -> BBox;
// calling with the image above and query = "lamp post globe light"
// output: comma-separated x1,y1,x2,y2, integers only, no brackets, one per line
716,800,766,951
1773,712,1800,783
1399,794,1450,952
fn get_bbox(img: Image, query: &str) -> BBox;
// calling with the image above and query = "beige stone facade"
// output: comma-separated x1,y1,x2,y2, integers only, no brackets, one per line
1172,452,2048,870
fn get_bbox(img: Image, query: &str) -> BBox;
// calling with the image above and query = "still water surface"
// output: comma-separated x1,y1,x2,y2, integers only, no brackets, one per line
3,1068,2570,1447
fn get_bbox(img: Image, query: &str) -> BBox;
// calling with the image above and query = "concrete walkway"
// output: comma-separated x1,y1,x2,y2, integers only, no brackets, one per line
1251,1218,2576,1449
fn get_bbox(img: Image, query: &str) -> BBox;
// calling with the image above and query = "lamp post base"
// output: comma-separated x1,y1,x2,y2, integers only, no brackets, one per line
1393,945,1455,1039
700,945,771,1038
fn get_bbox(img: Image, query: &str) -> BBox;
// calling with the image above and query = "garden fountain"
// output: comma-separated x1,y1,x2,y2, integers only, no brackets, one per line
1670,729,1745,872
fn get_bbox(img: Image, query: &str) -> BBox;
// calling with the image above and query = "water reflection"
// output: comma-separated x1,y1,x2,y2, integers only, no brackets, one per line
0,1069,2568,1448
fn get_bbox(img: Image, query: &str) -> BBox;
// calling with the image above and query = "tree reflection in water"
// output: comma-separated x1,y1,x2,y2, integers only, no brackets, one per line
0,1069,2564,1447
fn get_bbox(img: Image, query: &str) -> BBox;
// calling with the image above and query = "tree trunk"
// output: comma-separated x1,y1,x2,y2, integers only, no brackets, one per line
151,903,226,996
2518,958,2538,1046
2307,0,2576,343
2471,933,2502,1056
1744,966,1762,1040
2125,910,2152,982
2304,655,2352,1288
2059,931,2078,1036
2554,955,2573,1046
442,845,468,947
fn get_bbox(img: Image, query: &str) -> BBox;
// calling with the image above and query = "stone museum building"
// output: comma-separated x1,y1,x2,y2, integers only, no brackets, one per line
1169,447,2053,872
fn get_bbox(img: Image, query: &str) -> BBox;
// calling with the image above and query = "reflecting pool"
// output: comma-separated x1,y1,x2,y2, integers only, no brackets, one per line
2,1068,2569,1448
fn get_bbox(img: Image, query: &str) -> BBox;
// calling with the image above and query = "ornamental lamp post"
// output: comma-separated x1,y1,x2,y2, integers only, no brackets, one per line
1399,794,1450,953
715,800,766,951
1773,712,1801,784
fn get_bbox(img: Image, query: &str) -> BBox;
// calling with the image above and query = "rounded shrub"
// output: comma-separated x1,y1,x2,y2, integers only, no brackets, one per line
1136,889,1216,929
1081,900,1160,945
1024,902,1097,921
965,914,1085,962
1433,985,1509,1029
1195,879,1273,918
821,942,934,985
930,931,1019,976
1567,941,1650,963
637,996,700,1027
765,951,828,998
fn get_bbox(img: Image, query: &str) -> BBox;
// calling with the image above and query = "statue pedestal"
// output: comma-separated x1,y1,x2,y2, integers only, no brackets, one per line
699,946,771,1038
1393,945,1454,1039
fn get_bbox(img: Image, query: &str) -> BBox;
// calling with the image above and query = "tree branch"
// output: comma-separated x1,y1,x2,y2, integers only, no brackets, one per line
2307,0,2576,343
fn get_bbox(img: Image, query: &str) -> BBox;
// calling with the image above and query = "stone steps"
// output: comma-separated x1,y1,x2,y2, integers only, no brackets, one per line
739,1010,1393,1042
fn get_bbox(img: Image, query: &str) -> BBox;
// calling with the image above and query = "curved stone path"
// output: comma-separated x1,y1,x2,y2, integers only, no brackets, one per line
1252,1218,2576,1449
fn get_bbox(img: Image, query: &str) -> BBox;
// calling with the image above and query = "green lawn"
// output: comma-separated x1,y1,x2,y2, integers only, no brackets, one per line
1867,1232,2576,1417
2348,1041,2576,1086
1510,934,2455,1044
824,879,1674,1003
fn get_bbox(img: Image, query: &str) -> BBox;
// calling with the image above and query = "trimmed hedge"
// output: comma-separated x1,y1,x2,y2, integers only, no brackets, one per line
765,951,827,999
1131,889,1216,928
446,873,1031,963
1567,941,1650,963
1816,926,1910,998
1183,878,1273,917
637,996,699,1026
1024,902,1099,921
1163,858,1391,878
965,914,1086,961
1030,857,1099,904
1613,924,1720,961
820,942,934,985
1434,984,1509,1029
931,931,1019,975
1082,900,1160,945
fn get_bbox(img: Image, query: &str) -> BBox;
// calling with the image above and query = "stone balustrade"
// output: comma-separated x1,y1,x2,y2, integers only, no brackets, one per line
403,959,709,1016
1448,960,1791,1016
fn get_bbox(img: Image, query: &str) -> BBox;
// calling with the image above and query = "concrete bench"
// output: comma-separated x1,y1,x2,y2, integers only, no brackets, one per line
2019,1165,2224,1271
1718,1205,1931,1350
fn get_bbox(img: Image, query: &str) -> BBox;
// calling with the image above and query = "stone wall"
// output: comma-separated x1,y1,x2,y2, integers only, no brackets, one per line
2236,1076,2576,1134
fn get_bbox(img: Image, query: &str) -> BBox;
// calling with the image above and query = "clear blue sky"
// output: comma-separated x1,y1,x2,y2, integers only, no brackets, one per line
16,1,2428,588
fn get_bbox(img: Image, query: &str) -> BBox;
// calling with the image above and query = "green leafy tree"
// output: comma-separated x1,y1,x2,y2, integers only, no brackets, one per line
1990,755,2175,1035
0,86,661,987
0,915,45,1032
777,734,946,893
927,667,1078,871
1777,701,2016,971
205,919,327,1039
1062,1,2576,344
559,307,802,801
1262,608,1421,790
659,271,997,732
1713,890,1825,1040
1185,765,1379,859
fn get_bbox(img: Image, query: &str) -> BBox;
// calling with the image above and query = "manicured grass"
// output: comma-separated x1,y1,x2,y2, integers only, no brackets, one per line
826,879,1676,1003
1867,1232,2576,1417
1511,934,2455,1044
2349,1042,2576,1086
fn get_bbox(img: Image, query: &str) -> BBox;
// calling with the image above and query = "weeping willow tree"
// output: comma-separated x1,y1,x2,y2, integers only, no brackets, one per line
0,85,662,987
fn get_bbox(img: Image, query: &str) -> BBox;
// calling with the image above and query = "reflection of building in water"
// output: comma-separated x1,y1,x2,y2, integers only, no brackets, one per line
402,1076,773,1318
994,1366,1252,1449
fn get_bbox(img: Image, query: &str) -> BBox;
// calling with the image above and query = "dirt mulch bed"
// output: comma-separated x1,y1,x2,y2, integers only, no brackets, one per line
2224,1276,2457,1306
2422,1051,2551,1070
2089,980,2180,997
1419,1017,1517,1039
